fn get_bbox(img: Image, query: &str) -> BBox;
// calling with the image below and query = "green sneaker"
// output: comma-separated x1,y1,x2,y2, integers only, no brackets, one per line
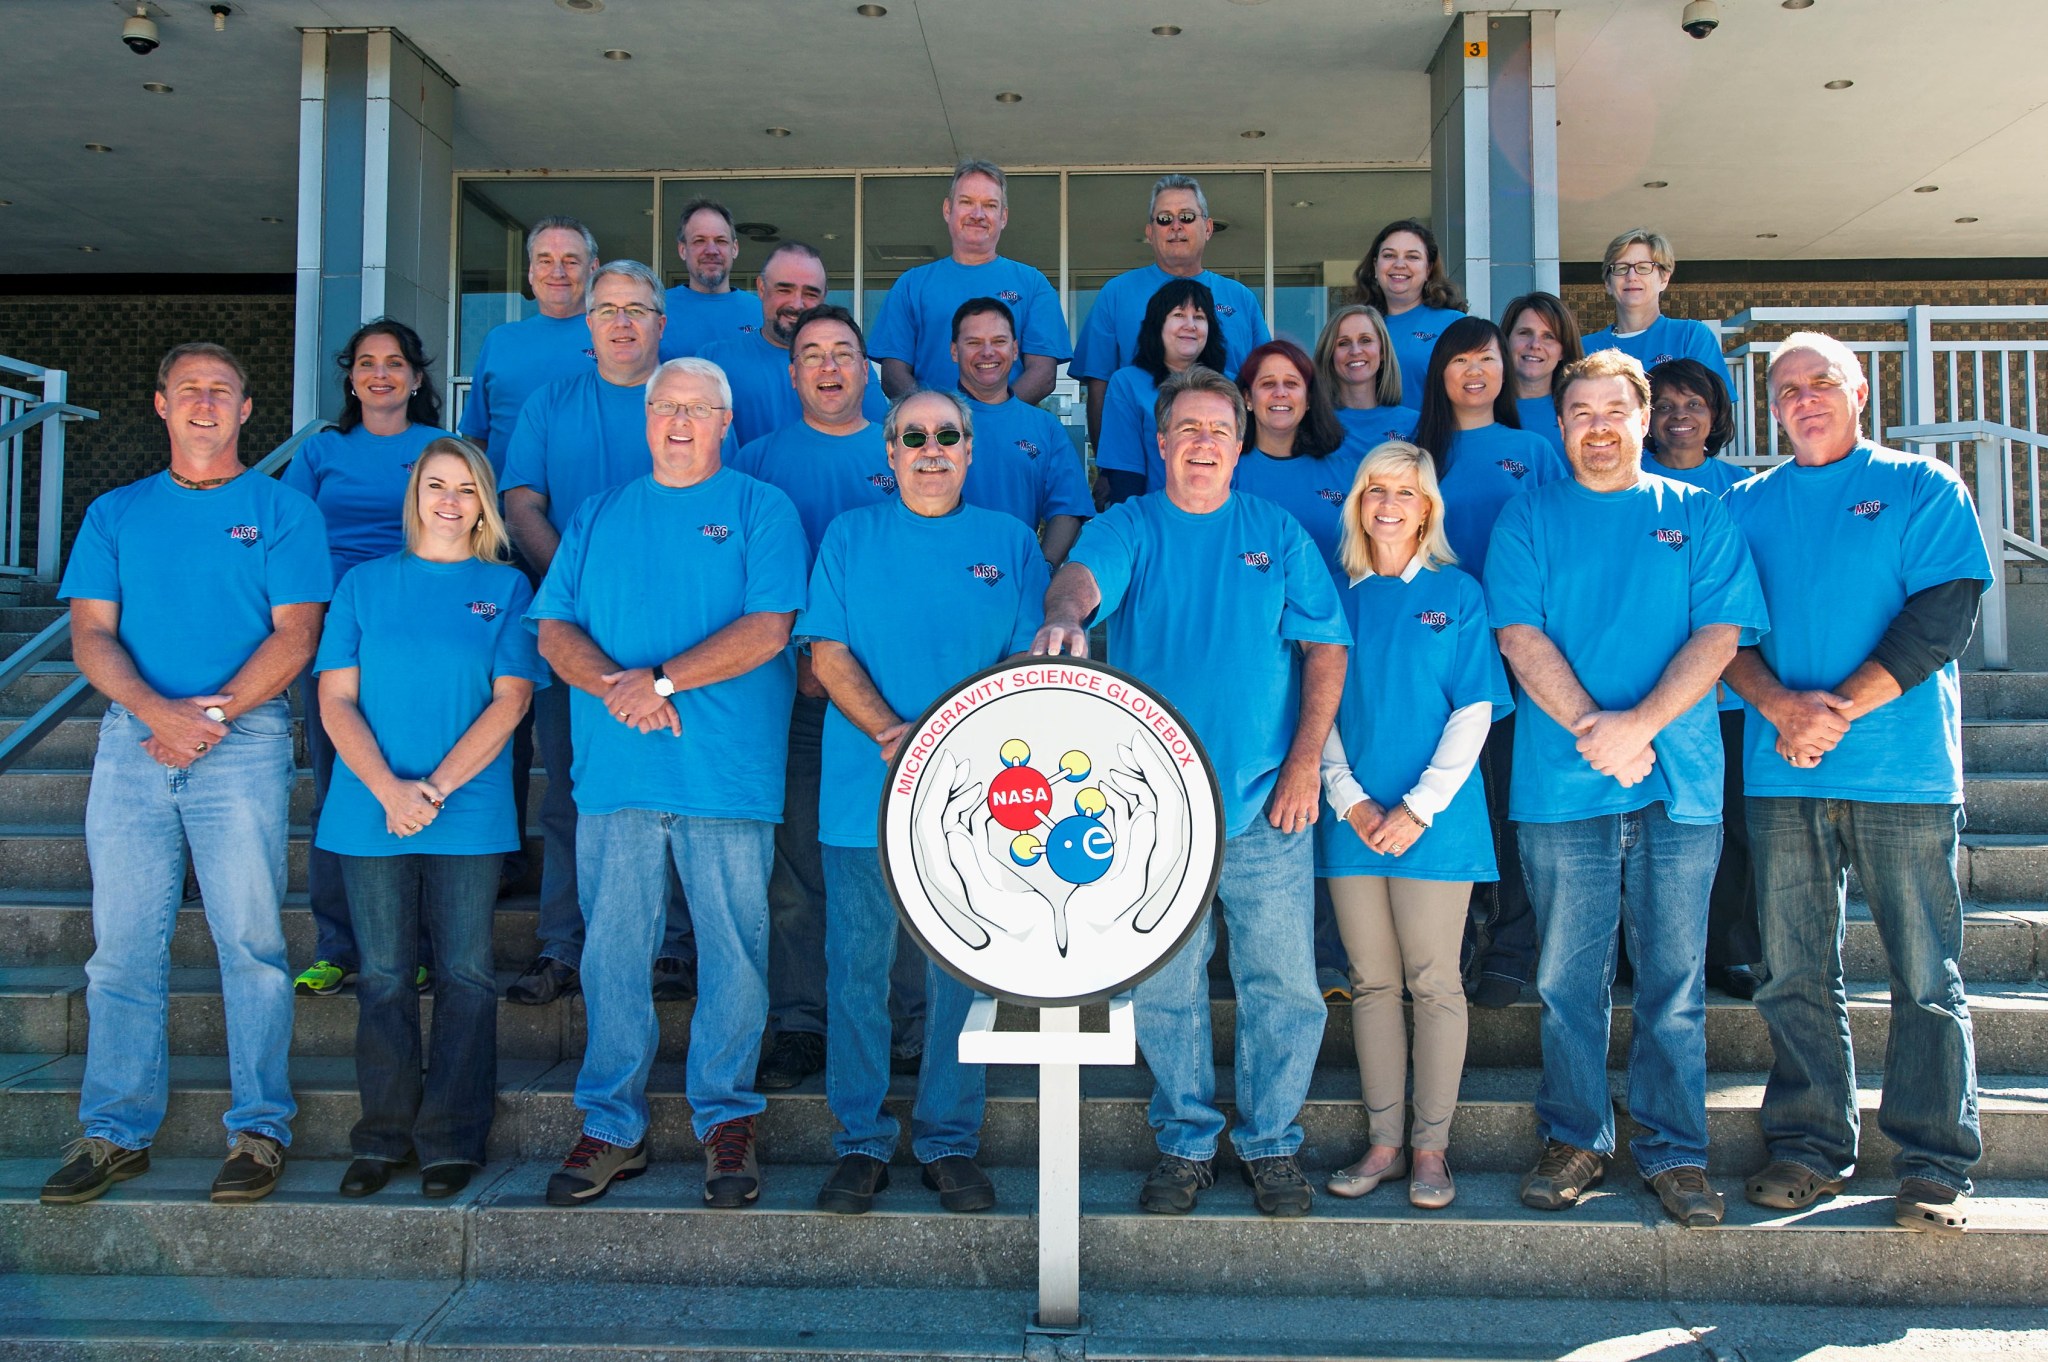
415,965,430,994
293,960,350,996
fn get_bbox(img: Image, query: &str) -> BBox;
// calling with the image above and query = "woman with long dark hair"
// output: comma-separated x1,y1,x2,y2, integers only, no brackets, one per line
1094,278,1227,503
1314,304,1416,449
1500,292,1583,461
1229,339,1354,569
1352,220,1467,407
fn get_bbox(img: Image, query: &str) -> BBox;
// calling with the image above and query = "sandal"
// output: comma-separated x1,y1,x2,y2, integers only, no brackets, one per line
1744,1159,1845,1210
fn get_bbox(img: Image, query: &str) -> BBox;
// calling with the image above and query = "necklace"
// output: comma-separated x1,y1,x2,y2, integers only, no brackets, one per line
169,468,242,490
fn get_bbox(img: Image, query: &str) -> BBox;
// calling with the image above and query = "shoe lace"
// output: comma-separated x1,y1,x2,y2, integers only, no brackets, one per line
1257,1156,1308,1188
1662,1166,1710,1195
560,1134,612,1172
707,1117,754,1174
59,1135,124,1166
1151,1155,1209,1187
225,1133,281,1168
1534,1141,1583,1179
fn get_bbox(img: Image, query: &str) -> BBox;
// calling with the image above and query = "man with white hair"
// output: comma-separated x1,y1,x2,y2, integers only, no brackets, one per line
1722,331,1991,1235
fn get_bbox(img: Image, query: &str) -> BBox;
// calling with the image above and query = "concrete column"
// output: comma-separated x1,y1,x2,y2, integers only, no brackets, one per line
294,29,457,427
1428,10,1560,322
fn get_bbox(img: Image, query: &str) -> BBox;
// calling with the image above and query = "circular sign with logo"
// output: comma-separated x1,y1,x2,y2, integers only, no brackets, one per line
879,657,1224,1007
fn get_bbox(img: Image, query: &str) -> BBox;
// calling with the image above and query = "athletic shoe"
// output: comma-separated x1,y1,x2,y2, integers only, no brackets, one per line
1137,1154,1214,1215
545,1134,648,1206
1241,1154,1313,1217
506,955,578,1006
293,960,350,996
702,1116,760,1207
754,1031,825,1090
1519,1140,1607,1211
1648,1166,1725,1227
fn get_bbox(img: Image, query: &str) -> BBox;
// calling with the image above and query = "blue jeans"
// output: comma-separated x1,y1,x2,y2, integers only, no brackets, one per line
533,678,692,968
340,852,501,1167
79,700,296,1150
769,696,924,1049
1133,815,1325,1161
297,667,354,969
574,809,773,1144
1748,798,1980,1192
821,846,983,1162
1518,803,1718,1176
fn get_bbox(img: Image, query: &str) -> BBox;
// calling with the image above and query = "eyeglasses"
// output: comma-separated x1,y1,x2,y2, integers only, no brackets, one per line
796,348,863,370
1152,210,1204,227
897,427,964,449
647,399,726,419
590,303,660,323
1606,261,1667,278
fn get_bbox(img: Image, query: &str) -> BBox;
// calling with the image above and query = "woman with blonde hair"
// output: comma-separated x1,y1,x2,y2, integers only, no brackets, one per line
1314,304,1417,449
315,436,548,1199
1318,440,1512,1211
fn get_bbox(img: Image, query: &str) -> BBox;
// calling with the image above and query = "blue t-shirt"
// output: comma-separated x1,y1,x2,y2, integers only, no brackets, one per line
1317,563,1511,882
1383,304,1467,405
1336,405,1417,449
1095,367,1167,491
868,256,1072,393
283,423,451,584
501,371,652,537
1484,473,1768,825
959,393,1093,531
60,472,332,700
1723,443,1991,803
658,286,765,361
1231,445,1365,575
1071,492,1350,836
313,554,549,857
1436,422,1570,580
457,312,596,476
1515,394,1566,462
528,471,809,820
1583,315,1730,386
1648,453,1746,497
699,329,890,451
729,419,894,559
1070,266,1270,382
798,500,1049,848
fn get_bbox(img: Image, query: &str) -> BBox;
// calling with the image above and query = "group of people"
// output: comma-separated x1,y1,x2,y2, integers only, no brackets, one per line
41,163,1986,1243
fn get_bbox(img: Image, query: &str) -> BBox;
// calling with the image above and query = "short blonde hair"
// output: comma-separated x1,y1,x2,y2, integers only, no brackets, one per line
1558,348,1653,413
402,436,510,564
1337,440,1456,579
1602,227,1675,274
1314,304,1404,410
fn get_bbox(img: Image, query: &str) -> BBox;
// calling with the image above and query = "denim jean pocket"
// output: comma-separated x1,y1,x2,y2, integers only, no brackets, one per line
228,699,292,742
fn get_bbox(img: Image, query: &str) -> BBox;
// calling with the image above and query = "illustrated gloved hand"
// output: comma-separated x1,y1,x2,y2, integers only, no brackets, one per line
910,750,1048,950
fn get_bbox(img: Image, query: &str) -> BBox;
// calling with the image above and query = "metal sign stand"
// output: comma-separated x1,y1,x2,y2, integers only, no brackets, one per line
958,992,1136,1350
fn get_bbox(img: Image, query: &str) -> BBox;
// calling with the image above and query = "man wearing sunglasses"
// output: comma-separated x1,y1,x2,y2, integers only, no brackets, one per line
1071,174,1271,448
797,388,1049,1216
950,297,1092,567
870,159,1071,405
1581,228,1730,386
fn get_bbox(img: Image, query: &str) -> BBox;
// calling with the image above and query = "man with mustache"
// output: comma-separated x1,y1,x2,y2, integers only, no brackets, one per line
700,242,887,448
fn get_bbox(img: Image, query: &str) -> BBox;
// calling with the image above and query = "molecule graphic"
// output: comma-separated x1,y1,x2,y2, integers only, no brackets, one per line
987,739,1116,886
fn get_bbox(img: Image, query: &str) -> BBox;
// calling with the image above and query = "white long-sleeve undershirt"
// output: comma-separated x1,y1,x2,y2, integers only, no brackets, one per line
1320,700,1493,826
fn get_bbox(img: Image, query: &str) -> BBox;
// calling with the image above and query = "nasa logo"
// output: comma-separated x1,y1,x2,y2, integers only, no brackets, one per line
225,525,260,546
1651,528,1688,551
1239,550,1272,573
1315,488,1345,506
1497,459,1528,480
1849,499,1888,521
701,524,731,543
869,472,899,495
998,289,1023,305
468,601,500,621
1016,438,1040,460
882,657,1223,1006
967,562,1005,587
1415,610,1450,634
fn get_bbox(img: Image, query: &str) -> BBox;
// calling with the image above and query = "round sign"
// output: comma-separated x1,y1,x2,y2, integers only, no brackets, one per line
879,657,1224,1007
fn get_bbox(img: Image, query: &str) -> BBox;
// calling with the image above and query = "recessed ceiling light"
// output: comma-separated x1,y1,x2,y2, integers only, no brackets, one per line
555,0,603,11
1227,0,1271,5
764,126,792,137
1240,129,1266,139
84,143,113,153
1152,25,1182,36
995,91,1023,103
856,2,887,12
1642,180,1669,189
142,82,173,95
1290,200,1313,209
1955,216,1979,224
602,49,631,60
1781,0,1814,8
1913,185,1939,193
1756,232,1778,239
258,215,284,224
1823,79,1853,90
77,246,100,253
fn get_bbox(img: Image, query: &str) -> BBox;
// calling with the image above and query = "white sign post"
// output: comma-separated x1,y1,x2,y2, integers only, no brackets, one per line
882,659,1223,1338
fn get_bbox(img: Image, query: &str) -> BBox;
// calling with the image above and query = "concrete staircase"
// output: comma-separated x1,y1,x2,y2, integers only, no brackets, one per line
2,580,2047,1359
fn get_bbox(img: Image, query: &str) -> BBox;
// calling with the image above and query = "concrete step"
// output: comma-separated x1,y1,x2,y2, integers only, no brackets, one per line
0,826,547,895
1964,717,2048,772
0,607,66,633
2,1157,2043,1307
1965,670,2048,721
1962,773,2048,835
1965,834,2048,901
0,631,70,662
4,1052,2044,1181
0,663,97,719
6,962,2047,1074
0,768,554,826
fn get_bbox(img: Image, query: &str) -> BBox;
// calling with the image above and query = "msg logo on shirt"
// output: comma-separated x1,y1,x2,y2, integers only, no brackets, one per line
998,290,1023,305
968,563,1005,587
1651,528,1689,551
1497,459,1528,480
1415,610,1451,634
1016,438,1041,460
740,323,759,336
225,525,260,546
1849,499,1888,521
1315,488,1345,505
700,524,730,543
1239,550,1272,573
1216,303,1238,317
468,601,500,621
868,472,899,495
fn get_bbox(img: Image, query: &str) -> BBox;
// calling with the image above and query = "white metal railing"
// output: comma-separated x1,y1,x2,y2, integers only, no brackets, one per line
0,357,98,582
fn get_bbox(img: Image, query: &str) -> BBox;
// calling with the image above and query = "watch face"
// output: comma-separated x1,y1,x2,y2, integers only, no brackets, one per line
204,706,227,723
653,678,675,697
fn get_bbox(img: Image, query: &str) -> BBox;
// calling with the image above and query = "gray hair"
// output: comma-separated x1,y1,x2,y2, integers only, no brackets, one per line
648,356,733,411
1767,330,1868,392
585,259,666,313
1153,364,1246,441
883,387,974,446
525,215,598,265
1148,173,1210,221
949,159,1007,203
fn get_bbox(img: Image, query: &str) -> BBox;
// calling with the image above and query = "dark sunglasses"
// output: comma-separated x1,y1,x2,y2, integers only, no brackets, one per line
898,426,964,449
1152,210,1203,227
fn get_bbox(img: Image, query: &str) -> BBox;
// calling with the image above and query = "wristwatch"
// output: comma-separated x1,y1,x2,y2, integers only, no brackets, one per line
651,665,675,698
203,706,227,723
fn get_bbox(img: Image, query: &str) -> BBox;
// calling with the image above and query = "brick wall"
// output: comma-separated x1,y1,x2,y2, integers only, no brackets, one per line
0,295,296,554
1559,278,2048,335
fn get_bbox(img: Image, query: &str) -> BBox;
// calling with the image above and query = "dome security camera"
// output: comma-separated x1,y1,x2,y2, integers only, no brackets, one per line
1680,0,1721,39
122,6,160,55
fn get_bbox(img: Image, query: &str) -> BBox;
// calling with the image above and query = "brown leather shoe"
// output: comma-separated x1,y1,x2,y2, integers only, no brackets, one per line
1649,1166,1725,1227
1519,1140,1607,1211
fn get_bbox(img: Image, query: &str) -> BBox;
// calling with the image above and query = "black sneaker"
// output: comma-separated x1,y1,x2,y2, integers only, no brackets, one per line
754,1031,825,1090
506,955,579,1006
40,1136,149,1205
545,1134,648,1206
651,956,698,1003
816,1153,890,1214
702,1116,760,1208
1138,1154,1214,1215
1242,1154,1313,1217
210,1132,285,1204
921,1155,996,1213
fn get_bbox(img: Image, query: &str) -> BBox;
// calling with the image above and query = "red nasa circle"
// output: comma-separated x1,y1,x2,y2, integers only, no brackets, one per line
879,657,1225,1008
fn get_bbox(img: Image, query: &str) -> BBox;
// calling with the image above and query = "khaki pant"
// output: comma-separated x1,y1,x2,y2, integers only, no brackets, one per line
1329,875,1473,1151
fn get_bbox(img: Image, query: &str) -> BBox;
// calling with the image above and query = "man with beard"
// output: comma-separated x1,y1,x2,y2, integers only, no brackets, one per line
700,242,886,448
658,197,764,360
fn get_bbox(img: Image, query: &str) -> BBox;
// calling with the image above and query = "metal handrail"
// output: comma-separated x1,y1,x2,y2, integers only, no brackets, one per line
0,401,97,447
0,417,334,776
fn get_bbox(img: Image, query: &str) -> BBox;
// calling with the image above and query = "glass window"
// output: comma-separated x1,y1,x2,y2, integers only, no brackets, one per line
657,176,856,309
455,178,654,375
859,172,1060,326
1065,171,1264,347
1270,171,1430,351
